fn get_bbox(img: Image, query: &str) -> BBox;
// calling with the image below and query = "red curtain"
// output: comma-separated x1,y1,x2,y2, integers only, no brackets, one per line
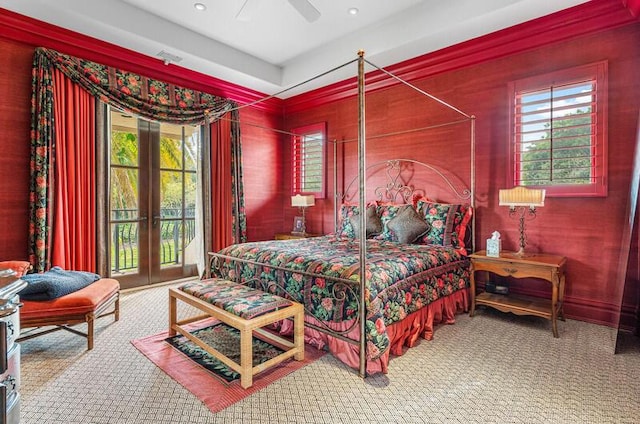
211,115,233,251
51,69,96,271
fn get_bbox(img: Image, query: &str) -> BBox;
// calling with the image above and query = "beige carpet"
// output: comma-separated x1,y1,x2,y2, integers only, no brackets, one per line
18,282,640,424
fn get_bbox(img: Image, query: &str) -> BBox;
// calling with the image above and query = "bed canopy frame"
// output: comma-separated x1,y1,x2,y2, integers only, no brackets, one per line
215,51,476,378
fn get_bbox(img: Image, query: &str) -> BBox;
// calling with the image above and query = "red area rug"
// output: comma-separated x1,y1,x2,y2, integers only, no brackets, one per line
131,320,325,413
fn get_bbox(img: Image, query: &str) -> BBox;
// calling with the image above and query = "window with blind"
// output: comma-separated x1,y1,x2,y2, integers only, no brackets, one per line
508,62,607,197
292,122,326,198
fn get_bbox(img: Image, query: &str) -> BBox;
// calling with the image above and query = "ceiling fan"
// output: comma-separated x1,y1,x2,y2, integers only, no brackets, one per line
236,0,321,23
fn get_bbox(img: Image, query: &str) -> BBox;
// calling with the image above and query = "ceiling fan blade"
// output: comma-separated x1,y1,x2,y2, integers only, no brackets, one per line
236,0,260,22
288,0,321,23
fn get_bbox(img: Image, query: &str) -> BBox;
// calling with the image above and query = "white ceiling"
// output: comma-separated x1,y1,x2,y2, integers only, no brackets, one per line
2,0,590,98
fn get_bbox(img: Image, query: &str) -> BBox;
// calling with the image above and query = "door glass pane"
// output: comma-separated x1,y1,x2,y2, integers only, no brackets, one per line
110,114,139,166
184,171,197,265
160,219,182,268
110,168,139,220
160,123,183,170
185,172,197,219
109,109,141,277
157,121,199,271
111,222,139,273
184,127,198,171
160,170,183,218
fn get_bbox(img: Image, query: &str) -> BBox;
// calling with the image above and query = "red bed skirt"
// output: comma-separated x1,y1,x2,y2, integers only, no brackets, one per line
279,288,469,375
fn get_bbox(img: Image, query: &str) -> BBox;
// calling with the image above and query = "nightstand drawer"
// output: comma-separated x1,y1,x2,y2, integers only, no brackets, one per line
472,259,556,280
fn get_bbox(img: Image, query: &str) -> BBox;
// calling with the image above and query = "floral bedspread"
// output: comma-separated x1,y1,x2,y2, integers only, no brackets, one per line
212,235,470,360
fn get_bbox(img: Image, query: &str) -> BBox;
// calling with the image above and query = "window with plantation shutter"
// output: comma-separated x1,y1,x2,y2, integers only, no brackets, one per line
508,62,607,197
292,122,326,198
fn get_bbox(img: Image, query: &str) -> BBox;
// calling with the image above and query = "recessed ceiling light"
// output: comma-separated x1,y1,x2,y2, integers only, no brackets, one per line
194,3,206,11
348,7,359,15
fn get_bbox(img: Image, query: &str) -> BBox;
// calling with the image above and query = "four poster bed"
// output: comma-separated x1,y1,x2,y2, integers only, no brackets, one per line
209,52,476,376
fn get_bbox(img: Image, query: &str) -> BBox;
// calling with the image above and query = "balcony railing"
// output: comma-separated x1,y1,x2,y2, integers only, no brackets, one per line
111,208,196,273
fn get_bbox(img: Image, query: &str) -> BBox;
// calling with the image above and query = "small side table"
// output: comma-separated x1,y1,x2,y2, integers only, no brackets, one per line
469,250,567,337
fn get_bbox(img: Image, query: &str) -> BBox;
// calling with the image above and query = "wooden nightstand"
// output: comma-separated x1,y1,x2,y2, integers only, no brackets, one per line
274,233,320,240
469,250,567,337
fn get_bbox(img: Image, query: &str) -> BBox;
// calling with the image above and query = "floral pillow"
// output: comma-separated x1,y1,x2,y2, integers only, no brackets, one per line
337,204,359,238
413,196,473,253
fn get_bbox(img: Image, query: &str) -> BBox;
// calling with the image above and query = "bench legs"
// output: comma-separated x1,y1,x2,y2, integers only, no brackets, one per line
240,328,252,388
88,292,120,350
294,306,304,361
85,292,120,350
169,290,177,337
87,314,94,350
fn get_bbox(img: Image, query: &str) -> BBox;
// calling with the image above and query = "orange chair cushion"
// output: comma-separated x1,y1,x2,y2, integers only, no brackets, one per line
0,260,31,277
21,278,120,319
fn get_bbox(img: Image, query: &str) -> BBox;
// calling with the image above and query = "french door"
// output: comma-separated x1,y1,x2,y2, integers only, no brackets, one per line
108,109,200,289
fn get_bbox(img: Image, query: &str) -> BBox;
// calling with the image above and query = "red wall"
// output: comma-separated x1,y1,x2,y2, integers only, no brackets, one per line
239,108,286,241
283,14,640,327
0,38,32,260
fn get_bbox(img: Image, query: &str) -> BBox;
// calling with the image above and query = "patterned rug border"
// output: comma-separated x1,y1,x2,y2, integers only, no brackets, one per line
131,320,325,413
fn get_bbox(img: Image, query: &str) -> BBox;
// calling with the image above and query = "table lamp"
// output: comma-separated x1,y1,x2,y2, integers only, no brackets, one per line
498,186,545,257
291,194,315,234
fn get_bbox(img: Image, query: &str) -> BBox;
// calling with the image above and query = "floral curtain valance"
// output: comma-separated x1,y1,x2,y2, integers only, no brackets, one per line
34,47,235,124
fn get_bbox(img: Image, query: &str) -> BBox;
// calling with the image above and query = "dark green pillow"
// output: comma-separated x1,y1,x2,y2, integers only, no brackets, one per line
350,206,383,238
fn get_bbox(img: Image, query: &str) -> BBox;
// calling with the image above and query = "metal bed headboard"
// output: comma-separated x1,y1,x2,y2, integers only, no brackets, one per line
334,158,472,228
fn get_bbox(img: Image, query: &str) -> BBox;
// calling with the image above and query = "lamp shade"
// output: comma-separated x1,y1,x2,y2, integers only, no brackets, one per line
499,186,545,207
291,194,315,207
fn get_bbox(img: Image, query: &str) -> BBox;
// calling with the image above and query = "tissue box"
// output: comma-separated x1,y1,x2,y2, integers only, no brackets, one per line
486,238,501,257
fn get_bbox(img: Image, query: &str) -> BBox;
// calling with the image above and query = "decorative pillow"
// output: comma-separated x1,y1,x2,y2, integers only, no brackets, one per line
0,260,31,277
350,206,383,238
386,205,430,244
414,196,473,253
337,203,379,238
373,204,408,242
337,204,359,237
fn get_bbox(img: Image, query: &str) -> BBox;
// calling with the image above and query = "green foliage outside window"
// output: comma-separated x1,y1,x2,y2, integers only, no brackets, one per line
519,108,593,186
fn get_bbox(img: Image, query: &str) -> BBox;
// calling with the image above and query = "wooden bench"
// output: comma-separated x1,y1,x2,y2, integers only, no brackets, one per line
169,278,304,388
